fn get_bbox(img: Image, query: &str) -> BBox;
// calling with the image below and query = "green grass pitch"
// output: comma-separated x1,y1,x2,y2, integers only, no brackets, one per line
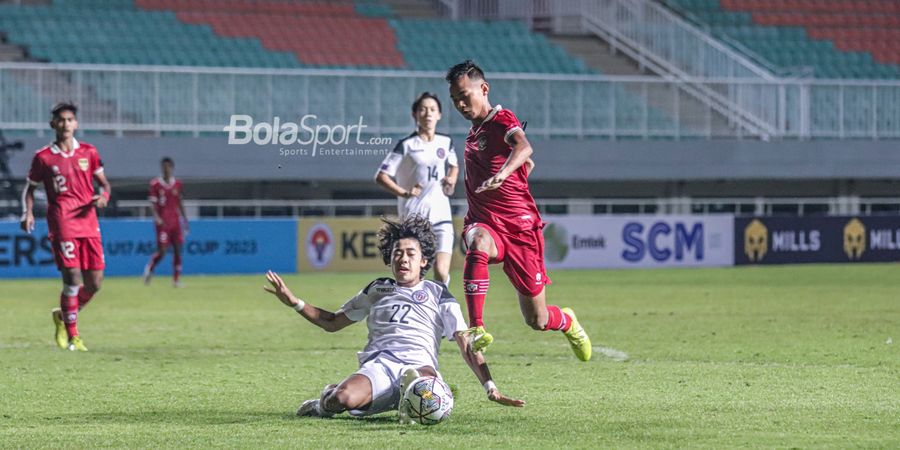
1,265,898,448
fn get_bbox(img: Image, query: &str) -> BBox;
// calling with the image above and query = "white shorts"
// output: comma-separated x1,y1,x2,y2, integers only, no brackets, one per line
432,221,454,255
349,352,436,417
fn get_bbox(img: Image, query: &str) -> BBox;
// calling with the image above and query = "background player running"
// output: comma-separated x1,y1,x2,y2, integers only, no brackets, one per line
143,157,189,287
375,92,459,286
262,216,523,419
20,102,111,352
445,60,592,361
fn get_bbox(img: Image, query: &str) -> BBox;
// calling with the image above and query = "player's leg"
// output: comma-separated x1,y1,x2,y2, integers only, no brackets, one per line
432,222,454,286
434,252,451,285
171,241,183,287
517,289,591,361
79,270,103,311
506,229,591,361
298,374,372,417
78,237,105,311
143,228,169,284
51,238,86,350
60,267,87,351
397,365,438,423
462,224,503,352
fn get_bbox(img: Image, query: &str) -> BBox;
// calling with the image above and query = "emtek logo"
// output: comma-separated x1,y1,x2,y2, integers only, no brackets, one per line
621,222,703,262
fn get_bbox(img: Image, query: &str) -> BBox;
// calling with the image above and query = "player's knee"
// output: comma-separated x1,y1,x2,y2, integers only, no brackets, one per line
467,230,492,253
88,281,102,293
333,386,365,410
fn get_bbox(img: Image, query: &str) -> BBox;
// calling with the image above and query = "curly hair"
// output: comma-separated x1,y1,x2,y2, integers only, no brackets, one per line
377,215,436,279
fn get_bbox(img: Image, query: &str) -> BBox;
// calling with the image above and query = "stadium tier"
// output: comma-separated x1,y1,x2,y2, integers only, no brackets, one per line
0,0,590,73
667,0,900,78
0,0,682,137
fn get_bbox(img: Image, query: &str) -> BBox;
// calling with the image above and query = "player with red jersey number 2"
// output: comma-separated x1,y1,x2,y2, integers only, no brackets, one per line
20,102,111,352
446,60,592,361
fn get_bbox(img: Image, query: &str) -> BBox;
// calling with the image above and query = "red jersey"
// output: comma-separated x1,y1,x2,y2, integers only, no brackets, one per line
148,177,183,227
464,106,541,234
27,139,103,240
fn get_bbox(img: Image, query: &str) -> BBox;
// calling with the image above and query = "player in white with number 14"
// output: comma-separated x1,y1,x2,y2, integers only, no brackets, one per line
262,216,523,420
375,92,459,286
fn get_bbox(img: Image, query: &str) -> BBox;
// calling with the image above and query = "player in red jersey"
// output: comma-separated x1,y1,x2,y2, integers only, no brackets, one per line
20,102,111,352
446,60,592,361
143,157,189,287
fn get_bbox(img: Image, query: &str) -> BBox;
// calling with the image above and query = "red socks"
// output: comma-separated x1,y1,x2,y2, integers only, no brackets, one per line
60,286,80,339
544,305,572,332
463,250,490,328
77,288,95,311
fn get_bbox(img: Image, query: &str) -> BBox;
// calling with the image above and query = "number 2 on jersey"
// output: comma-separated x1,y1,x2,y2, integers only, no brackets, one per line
388,304,411,324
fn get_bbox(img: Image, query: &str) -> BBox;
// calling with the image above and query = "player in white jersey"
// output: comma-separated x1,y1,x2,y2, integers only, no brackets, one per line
263,216,523,419
375,92,459,285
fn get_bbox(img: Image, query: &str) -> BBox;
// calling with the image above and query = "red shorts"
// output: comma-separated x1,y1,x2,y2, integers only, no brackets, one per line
156,224,184,248
52,237,105,271
463,223,551,297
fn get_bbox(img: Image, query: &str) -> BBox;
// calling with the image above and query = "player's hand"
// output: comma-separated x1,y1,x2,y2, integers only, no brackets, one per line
488,389,525,407
183,221,190,235
475,173,506,193
441,177,456,196
408,183,423,198
154,217,164,226
92,194,108,208
19,214,35,234
263,270,299,307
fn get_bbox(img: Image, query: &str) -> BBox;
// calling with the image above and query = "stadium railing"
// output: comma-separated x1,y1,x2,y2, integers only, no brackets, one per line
434,0,783,138
2,62,899,139
101,197,900,219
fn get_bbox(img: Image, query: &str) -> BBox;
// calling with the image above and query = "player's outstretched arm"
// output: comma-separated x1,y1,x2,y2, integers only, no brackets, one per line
263,270,354,333
454,330,525,407
475,130,534,193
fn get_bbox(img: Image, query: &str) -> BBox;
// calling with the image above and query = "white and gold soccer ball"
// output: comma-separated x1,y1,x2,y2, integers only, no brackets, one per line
400,376,454,425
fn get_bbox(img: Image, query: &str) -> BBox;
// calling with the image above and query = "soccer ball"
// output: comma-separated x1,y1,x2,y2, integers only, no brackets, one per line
400,376,454,425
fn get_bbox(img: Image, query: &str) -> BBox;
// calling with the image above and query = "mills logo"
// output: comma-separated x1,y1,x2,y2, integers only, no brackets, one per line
744,219,768,262
843,218,866,260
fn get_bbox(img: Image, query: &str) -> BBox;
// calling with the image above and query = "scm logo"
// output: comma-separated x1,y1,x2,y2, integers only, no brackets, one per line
621,222,703,262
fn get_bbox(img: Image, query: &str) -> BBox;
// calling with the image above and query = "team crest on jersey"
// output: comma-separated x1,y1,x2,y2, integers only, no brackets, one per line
411,290,428,303
477,137,487,152
436,148,446,159
78,158,89,171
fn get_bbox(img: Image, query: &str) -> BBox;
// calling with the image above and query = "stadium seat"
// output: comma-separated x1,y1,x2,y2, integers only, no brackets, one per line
666,0,900,78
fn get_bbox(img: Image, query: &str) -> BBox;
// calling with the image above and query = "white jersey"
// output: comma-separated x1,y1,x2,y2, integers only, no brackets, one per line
377,132,458,224
338,278,467,369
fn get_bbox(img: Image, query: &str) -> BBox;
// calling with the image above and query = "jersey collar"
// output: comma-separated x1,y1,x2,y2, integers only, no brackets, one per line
471,105,502,133
157,176,176,187
50,138,80,158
